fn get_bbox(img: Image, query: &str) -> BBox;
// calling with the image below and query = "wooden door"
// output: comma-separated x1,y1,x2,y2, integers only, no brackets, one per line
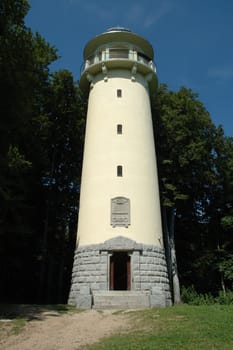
110,256,114,290
127,255,131,290
109,253,131,290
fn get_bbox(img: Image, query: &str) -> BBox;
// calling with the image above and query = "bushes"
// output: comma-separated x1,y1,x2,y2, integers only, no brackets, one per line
181,286,233,305
217,291,233,304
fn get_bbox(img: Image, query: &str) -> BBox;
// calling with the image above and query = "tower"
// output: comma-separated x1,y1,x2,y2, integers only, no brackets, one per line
69,27,171,308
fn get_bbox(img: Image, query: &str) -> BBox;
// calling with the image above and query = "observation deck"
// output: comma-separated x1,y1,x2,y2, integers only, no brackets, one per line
79,28,158,95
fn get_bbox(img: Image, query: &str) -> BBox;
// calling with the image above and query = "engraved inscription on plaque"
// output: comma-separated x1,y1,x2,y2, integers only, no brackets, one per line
111,197,130,227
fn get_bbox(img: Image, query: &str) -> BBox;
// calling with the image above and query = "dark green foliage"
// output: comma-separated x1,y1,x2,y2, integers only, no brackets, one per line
152,85,233,296
181,286,233,305
37,70,86,302
0,0,85,303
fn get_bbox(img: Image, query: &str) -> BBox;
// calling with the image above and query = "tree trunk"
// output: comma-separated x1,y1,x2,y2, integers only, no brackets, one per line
217,242,226,295
38,199,49,302
220,271,226,295
57,226,66,303
169,207,181,304
38,151,55,302
162,206,173,299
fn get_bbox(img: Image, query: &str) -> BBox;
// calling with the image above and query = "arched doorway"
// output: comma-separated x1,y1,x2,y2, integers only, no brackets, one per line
110,252,131,290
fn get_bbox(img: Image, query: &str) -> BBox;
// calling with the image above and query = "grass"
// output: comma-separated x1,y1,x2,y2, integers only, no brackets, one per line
10,317,28,335
84,304,233,350
1,303,233,348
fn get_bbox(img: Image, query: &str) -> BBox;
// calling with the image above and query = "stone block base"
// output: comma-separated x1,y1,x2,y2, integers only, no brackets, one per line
75,294,93,309
68,236,172,308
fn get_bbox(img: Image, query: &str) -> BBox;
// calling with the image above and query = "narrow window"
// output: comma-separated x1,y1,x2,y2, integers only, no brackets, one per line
117,165,123,177
117,89,122,97
117,124,122,134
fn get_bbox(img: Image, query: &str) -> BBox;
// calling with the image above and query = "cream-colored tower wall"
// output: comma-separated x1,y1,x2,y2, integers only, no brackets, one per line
77,69,163,247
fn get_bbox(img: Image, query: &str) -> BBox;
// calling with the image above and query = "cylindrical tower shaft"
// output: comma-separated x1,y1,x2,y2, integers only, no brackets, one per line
69,28,171,308
78,69,162,246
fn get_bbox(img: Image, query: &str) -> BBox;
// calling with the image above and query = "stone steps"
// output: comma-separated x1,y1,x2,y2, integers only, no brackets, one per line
92,291,150,309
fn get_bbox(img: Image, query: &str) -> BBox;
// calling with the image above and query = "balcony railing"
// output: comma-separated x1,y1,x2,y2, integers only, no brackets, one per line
81,48,156,74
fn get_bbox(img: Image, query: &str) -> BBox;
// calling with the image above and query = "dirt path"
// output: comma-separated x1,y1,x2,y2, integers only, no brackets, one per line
0,309,132,350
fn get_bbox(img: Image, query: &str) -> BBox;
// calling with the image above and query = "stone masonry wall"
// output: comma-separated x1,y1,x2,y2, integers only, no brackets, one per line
68,247,108,304
132,246,171,305
68,236,172,307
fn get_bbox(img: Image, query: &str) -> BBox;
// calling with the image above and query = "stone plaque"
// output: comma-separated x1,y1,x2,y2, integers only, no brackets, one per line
111,197,130,227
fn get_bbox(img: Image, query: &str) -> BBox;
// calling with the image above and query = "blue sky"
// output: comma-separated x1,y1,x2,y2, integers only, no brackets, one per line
26,0,233,136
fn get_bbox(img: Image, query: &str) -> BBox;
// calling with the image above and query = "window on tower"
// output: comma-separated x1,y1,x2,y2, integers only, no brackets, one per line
117,124,122,134
117,89,122,97
117,165,123,177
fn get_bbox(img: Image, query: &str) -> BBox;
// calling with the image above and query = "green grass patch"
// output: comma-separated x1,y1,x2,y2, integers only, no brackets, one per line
84,304,233,350
10,317,28,335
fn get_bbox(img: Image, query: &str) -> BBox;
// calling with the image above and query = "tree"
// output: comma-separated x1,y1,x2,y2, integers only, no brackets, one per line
38,70,86,302
0,0,87,303
211,135,233,292
152,84,221,302
0,0,58,302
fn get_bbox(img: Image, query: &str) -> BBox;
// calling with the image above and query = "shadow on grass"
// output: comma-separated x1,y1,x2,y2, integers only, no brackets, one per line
0,304,78,321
